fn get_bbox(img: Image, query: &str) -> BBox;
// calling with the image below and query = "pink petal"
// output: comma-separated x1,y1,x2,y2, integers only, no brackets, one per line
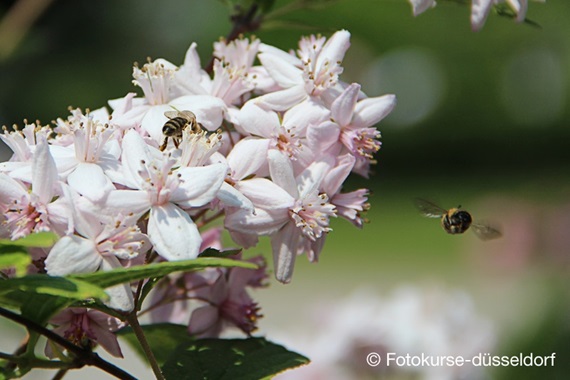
237,177,294,210
148,204,201,261
271,222,300,283
188,305,220,337
268,150,298,198
331,83,360,127
352,94,397,129
322,154,356,195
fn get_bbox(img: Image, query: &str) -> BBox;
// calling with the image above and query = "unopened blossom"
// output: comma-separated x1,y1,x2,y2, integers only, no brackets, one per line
225,150,336,283
46,308,124,358
0,137,69,239
105,130,227,261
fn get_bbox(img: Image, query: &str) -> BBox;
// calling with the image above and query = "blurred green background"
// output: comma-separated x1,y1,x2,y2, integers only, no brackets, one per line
1,0,569,379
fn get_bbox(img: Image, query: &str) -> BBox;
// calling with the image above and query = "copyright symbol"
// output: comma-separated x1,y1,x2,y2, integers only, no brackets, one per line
366,352,382,367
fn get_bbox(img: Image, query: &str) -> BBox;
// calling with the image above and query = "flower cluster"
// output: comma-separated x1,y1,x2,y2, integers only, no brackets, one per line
0,30,394,348
409,0,544,31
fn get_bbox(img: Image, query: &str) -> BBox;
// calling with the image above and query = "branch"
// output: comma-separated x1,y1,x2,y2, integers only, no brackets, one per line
125,313,165,380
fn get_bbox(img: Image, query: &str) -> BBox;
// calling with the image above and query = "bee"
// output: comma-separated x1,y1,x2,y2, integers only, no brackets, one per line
414,198,501,240
160,110,202,151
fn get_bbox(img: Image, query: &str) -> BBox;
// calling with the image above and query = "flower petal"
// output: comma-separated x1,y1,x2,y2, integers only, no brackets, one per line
271,222,300,283
45,236,102,276
32,137,57,204
268,150,298,198
352,94,397,129
67,163,115,202
148,204,201,261
171,163,227,208
217,182,254,212
258,52,303,88
100,256,134,312
227,137,270,180
331,83,360,127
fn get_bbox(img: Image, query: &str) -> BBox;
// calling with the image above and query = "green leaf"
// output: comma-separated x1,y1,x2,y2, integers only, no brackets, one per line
21,293,72,325
0,251,31,277
118,323,193,366
0,275,108,302
70,258,257,289
161,337,309,380
198,248,242,258
0,232,58,248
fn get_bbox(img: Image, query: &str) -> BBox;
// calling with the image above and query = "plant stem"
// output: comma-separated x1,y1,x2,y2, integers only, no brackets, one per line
125,313,165,380
52,369,69,380
0,307,136,380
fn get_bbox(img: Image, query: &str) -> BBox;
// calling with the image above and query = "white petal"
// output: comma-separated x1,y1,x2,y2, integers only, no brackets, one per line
296,156,335,198
217,182,254,211
141,105,171,143
409,0,437,16
271,222,300,283
322,154,355,195
45,236,102,276
259,43,302,67
471,0,494,31
171,163,227,208
32,137,57,204
268,150,298,198
258,52,303,88
105,190,151,217
317,30,351,73
67,163,115,202
236,102,280,138
237,178,294,210
225,206,289,236
148,204,201,261
254,85,307,111
100,256,134,312
227,138,270,180
0,174,26,204
352,94,397,129
121,130,154,188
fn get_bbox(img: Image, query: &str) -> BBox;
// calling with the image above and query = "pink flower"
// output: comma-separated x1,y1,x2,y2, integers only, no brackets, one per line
225,150,336,283
46,308,124,358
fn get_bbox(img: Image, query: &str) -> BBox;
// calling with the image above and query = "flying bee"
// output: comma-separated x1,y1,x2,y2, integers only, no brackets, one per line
414,198,502,240
159,110,202,151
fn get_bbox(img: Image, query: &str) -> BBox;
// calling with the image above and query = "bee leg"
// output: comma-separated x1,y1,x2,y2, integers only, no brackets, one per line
159,138,168,151
173,139,180,149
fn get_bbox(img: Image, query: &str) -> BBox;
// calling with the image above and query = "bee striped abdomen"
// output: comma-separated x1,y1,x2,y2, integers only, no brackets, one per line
162,117,188,138
441,209,472,234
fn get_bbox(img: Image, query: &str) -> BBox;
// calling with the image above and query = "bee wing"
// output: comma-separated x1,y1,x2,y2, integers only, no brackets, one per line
178,110,196,121
164,110,179,119
471,222,502,241
414,198,446,218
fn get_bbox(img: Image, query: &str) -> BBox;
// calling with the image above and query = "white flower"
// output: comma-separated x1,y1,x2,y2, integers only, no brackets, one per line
105,130,227,261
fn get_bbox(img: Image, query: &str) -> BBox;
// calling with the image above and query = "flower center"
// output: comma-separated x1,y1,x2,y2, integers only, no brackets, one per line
290,190,336,240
